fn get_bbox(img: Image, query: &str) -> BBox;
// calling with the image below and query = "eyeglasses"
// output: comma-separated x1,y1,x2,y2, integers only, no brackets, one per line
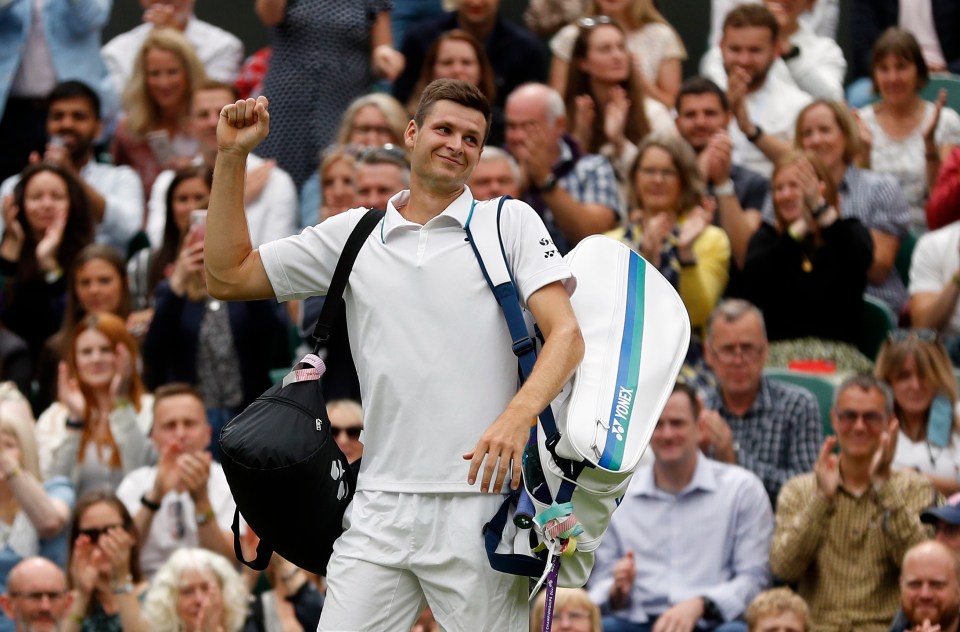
9,591,67,603
710,343,764,364
78,524,123,544
834,409,887,428
888,328,938,344
333,427,362,440
637,167,679,180
577,15,614,29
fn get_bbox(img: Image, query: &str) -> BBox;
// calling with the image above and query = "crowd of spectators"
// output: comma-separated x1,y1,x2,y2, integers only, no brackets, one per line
1,0,960,629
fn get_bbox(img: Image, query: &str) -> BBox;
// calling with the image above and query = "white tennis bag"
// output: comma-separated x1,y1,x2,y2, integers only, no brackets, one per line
465,197,690,598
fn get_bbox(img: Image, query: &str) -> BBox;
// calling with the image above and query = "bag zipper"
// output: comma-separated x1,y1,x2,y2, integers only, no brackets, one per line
258,396,324,432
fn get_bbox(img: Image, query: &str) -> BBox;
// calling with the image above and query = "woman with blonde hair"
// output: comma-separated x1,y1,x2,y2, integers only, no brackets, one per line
299,93,408,228
112,28,207,202
531,587,601,632
334,93,409,149
788,99,911,314
610,133,730,340
549,0,686,107
742,151,872,349
876,330,960,495
142,548,250,632
0,411,73,632
36,313,152,497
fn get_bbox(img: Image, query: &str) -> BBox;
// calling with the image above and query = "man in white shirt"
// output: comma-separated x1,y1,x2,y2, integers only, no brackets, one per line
146,81,298,248
204,79,583,629
702,0,845,101
910,219,960,340
710,4,812,177
0,81,142,255
116,383,237,578
102,0,243,96
590,383,773,631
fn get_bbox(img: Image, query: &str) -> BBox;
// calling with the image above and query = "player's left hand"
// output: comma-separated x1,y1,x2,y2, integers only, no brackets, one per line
463,409,532,493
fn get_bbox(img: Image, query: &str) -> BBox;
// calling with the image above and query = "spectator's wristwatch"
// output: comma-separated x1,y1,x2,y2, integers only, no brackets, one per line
702,597,723,623
537,173,558,193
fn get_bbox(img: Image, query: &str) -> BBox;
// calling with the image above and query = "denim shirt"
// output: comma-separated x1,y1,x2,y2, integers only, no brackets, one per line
0,0,118,133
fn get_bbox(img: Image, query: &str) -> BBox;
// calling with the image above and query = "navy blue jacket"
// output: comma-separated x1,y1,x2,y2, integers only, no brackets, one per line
143,280,289,408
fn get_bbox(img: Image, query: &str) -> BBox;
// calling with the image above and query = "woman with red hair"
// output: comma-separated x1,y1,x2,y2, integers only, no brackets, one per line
35,313,152,497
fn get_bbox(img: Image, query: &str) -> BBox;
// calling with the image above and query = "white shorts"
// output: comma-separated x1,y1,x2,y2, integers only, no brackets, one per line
318,490,528,632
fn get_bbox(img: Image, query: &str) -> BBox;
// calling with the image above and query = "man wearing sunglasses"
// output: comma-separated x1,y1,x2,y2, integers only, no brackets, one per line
770,374,937,632
0,557,71,632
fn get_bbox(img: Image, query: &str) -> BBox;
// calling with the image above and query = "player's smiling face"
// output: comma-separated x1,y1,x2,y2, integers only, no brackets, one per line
405,100,485,189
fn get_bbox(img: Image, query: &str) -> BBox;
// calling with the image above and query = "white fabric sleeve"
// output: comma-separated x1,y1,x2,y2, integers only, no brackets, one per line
259,208,361,302
909,231,952,294
501,199,573,306
146,169,175,248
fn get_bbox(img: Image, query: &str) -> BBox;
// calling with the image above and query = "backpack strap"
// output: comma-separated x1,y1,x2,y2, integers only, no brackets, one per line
233,208,384,572
311,208,386,352
463,198,562,449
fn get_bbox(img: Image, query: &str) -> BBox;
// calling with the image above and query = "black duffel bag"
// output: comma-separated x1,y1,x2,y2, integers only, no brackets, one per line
219,209,383,575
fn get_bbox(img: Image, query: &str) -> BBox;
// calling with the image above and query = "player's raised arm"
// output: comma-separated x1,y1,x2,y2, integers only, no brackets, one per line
205,96,275,301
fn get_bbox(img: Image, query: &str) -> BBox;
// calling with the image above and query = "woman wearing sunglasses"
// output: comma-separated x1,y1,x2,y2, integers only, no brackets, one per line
328,399,364,465
875,329,960,495
63,491,146,632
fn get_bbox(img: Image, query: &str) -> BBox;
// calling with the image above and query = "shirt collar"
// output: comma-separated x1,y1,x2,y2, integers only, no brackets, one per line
379,186,475,242
633,454,716,498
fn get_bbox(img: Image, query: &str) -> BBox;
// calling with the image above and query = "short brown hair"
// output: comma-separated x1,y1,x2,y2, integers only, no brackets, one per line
672,382,700,419
871,27,929,93
196,79,239,101
722,4,779,42
153,382,203,410
628,132,705,214
413,78,492,144
746,588,810,632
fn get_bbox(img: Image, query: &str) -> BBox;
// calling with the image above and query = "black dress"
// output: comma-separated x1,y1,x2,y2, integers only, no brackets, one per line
742,218,874,345
257,0,393,188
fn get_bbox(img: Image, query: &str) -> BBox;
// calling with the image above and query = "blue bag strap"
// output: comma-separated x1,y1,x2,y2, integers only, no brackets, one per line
463,197,560,444
482,492,547,577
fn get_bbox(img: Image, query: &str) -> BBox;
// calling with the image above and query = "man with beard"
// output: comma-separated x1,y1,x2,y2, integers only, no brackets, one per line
891,541,960,632
674,77,768,276
714,4,811,177
0,558,72,632
0,81,143,255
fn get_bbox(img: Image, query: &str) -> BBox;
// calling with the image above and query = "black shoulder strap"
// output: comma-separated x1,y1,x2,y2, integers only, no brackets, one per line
311,209,385,351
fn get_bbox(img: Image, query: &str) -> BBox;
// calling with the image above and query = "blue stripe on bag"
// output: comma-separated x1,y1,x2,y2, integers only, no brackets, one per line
600,255,646,470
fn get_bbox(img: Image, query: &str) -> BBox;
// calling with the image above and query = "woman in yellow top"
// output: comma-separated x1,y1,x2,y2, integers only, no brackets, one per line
608,133,730,339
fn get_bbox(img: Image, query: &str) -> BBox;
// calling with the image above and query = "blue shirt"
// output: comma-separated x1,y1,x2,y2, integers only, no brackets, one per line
0,0,118,133
588,456,773,624
0,475,75,632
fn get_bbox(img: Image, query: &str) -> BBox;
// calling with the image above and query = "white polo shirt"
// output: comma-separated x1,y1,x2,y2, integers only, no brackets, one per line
260,187,571,493
910,220,960,336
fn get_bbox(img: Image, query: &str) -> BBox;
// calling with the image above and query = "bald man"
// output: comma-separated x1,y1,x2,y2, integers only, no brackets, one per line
0,557,72,632
892,541,960,632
